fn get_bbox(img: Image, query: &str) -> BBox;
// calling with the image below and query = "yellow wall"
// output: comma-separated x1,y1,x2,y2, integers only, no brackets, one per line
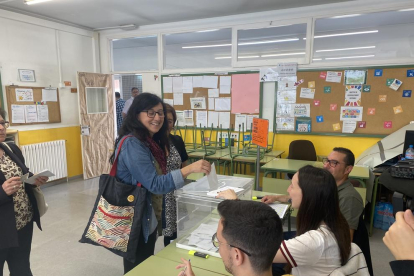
18,126,83,177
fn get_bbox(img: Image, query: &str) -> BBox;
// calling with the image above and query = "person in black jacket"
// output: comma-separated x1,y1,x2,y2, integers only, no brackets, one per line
0,108,48,276
383,209,414,276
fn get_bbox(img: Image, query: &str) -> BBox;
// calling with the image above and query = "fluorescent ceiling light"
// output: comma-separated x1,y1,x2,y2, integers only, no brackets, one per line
316,46,376,52
261,52,305,57
325,55,375,60
309,30,378,39
25,0,53,4
196,29,219,33
312,58,323,61
238,38,299,46
331,14,361,19
182,43,231,49
215,56,260,59
215,57,231,59
398,8,414,12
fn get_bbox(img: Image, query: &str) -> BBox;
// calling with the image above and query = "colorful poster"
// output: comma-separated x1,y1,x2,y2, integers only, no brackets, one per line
260,67,279,82
393,105,403,114
330,104,337,111
231,74,260,113
276,117,294,131
300,88,315,99
367,108,375,115
344,70,366,85
403,90,412,97
344,85,362,106
389,79,403,91
276,104,294,117
316,115,324,123
277,90,296,103
326,71,342,83
277,76,297,91
293,104,310,117
15,88,34,102
296,117,311,132
340,106,363,121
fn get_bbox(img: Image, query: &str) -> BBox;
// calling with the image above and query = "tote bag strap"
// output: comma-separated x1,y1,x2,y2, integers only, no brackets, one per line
109,135,142,187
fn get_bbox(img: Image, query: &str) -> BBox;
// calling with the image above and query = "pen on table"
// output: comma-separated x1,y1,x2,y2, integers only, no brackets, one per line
252,196,263,200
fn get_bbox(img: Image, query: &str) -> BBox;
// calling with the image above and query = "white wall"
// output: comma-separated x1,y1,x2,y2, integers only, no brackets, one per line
0,9,96,131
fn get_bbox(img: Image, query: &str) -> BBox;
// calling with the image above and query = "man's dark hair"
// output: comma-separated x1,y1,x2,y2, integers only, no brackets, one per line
333,147,355,166
131,87,139,92
115,92,121,99
217,200,283,274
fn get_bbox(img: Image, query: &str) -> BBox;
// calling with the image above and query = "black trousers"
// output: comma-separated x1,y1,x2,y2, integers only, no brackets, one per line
123,230,157,275
0,221,34,276
163,232,177,247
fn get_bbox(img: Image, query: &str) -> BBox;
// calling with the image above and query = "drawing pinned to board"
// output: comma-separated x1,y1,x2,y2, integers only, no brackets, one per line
308,81,315,88
190,97,206,109
358,121,366,128
259,67,279,82
293,104,310,117
367,108,376,115
276,104,293,117
379,95,387,102
316,115,324,123
384,121,392,129
342,121,356,134
403,90,412,97
329,104,337,111
314,100,320,106
407,69,414,77
389,79,403,91
15,88,34,101
344,70,366,85
277,90,296,103
393,105,403,114
374,69,383,77
344,85,362,106
333,123,341,131
362,85,371,92
276,117,294,131
319,72,327,79
277,76,297,91
326,71,342,83
340,106,363,121
386,79,394,86
324,86,331,93
300,88,315,99
294,79,304,87
296,117,311,132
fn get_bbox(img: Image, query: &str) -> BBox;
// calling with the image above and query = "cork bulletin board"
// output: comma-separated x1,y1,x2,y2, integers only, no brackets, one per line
162,73,260,130
292,67,414,135
6,86,61,125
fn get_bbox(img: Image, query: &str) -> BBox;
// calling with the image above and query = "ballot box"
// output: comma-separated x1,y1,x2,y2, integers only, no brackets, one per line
174,175,253,257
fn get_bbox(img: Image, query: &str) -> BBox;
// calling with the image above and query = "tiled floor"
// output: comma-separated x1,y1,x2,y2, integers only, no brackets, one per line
3,177,395,276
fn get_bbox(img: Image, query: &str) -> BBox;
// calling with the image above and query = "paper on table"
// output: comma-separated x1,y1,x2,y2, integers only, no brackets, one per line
173,77,183,93
208,111,218,128
173,93,183,105
193,76,203,87
196,111,207,128
234,114,247,131
25,105,38,123
219,76,231,94
215,98,231,111
207,186,244,197
208,98,215,110
268,203,289,218
208,89,219,97
11,105,25,123
41,89,58,102
25,170,55,185
218,112,230,129
202,76,218,89
207,163,219,190
163,77,173,93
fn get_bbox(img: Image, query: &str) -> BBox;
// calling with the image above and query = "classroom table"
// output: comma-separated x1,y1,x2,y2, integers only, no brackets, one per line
264,150,285,158
154,191,289,276
261,158,370,186
220,154,276,175
125,255,224,276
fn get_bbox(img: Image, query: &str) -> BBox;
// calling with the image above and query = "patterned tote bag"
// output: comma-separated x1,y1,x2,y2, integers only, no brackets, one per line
79,135,147,262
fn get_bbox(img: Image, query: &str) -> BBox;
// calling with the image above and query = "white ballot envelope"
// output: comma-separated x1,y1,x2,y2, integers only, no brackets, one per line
207,163,219,190
24,170,54,185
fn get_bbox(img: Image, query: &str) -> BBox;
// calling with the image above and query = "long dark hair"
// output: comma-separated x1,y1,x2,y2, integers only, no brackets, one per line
296,165,351,265
110,93,169,164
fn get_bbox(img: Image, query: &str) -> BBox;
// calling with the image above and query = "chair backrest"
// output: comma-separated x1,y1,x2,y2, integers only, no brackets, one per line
287,140,317,161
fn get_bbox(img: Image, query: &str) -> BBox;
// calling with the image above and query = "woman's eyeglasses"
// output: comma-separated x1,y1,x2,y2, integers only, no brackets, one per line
211,232,251,256
0,121,10,129
143,110,165,118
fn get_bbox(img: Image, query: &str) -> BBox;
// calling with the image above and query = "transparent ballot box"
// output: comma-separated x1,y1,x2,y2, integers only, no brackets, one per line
174,175,253,257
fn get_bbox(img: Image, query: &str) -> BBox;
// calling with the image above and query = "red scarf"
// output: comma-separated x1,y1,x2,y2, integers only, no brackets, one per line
146,136,167,175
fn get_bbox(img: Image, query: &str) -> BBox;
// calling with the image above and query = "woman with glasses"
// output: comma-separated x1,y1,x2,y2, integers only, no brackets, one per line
0,108,49,275
110,93,211,274
162,104,189,247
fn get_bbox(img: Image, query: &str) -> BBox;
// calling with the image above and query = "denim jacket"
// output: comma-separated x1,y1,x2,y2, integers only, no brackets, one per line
115,135,184,242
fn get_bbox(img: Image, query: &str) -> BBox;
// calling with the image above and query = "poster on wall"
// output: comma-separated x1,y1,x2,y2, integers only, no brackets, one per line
190,97,206,109
276,117,295,131
16,88,34,102
18,69,36,82
340,106,363,121
344,85,362,106
293,104,311,117
344,70,366,85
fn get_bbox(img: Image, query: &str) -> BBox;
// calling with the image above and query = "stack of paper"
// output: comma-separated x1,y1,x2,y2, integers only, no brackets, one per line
186,223,218,251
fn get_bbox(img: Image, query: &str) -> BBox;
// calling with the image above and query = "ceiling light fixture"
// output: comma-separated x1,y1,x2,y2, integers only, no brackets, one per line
24,0,53,4
312,58,323,61
398,8,414,12
331,14,361,19
261,52,305,58
93,24,138,31
182,43,231,49
215,55,260,59
307,30,378,39
316,46,376,52
325,55,375,60
238,38,299,46
196,29,219,33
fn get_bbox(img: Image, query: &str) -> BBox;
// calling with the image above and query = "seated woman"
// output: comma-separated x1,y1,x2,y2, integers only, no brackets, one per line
218,165,352,276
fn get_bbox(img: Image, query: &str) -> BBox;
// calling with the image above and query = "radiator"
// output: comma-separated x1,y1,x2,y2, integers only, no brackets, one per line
21,140,68,181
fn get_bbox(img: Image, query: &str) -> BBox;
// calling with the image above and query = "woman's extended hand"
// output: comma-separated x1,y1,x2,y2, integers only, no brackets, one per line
216,189,238,200
181,160,211,178
2,176,22,196
34,176,49,187
261,195,278,204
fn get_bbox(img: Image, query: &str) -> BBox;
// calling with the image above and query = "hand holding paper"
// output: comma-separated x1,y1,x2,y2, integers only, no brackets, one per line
24,170,54,185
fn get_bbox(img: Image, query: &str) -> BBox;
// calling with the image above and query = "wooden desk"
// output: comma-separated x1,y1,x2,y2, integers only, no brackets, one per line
125,255,224,276
261,158,369,185
265,150,284,158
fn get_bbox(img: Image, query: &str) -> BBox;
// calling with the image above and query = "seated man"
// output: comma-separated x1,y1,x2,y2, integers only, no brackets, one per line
176,200,283,276
263,147,364,240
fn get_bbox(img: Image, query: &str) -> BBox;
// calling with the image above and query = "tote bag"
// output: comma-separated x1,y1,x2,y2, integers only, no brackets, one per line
79,135,147,262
